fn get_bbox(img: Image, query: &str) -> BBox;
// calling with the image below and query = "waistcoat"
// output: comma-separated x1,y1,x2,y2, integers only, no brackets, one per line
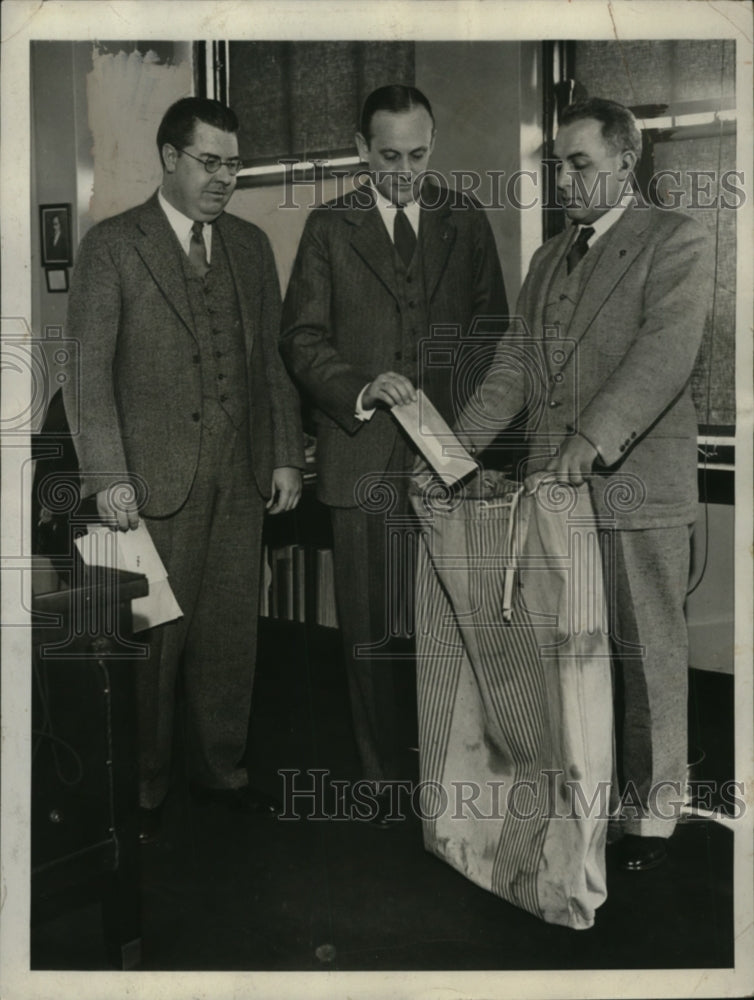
181,229,249,430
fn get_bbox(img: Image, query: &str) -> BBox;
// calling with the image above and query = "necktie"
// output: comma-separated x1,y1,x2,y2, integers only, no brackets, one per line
393,205,417,268
566,225,595,275
189,221,209,278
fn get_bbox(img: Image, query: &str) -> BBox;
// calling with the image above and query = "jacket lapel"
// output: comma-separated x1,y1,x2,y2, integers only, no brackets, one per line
133,192,196,336
567,203,650,345
215,214,258,360
417,181,455,301
532,227,573,335
346,186,400,301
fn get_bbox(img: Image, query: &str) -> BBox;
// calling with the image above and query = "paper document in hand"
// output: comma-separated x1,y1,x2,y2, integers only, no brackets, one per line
391,389,477,484
74,522,182,632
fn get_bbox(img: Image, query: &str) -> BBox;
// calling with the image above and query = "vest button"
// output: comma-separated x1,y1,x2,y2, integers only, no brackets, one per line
394,351,403,362
409,300,416,308
220,394,228,403
217,373,225,381
192,412,200,422
406,276,413,283
192,354,200,364
215,350,222,359
559,293,567,301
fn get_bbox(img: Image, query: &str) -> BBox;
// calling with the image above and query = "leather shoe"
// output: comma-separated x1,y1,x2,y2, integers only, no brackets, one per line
616,834,668,872
139,805,163,844
190,782,282,816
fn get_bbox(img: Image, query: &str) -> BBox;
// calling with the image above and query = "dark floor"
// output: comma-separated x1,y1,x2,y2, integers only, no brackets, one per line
31,621,735,972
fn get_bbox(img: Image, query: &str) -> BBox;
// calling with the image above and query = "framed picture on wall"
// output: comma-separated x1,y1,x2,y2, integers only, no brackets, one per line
44,268,69,293
39,203,72,266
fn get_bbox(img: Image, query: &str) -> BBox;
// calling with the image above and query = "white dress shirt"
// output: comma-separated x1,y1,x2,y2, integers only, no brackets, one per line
158,188,213,262
574,192,634,247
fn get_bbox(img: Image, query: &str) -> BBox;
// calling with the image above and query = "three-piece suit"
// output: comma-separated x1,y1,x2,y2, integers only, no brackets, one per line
281,181,507,781
65,191,304,808
457,202,713,835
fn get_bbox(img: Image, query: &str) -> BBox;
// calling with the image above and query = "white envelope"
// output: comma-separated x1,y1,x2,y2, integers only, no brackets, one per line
391,389,477,484
74,522,182,632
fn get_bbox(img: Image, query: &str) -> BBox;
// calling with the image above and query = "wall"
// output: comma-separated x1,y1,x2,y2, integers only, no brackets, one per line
31,43,78,352
231,41,541,300
30,41,193,427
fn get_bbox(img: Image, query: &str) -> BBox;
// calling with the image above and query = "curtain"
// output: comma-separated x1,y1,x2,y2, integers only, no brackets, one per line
228,41,414,165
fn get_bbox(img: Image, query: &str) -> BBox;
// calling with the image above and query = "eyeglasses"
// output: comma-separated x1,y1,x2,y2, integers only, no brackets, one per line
178,148,243,176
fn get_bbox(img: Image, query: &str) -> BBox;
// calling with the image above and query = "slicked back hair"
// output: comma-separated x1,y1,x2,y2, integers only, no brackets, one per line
559,97,643,159
359,85,435,144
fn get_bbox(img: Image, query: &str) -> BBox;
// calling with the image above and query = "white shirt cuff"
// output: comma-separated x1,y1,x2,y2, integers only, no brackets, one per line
355,384,376,421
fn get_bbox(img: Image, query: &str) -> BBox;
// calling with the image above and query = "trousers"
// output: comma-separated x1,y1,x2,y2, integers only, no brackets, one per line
137,400,264,808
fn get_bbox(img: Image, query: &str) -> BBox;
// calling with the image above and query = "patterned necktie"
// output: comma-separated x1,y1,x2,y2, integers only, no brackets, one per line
393,205,417,268
189,220,209,278
566,225,595,275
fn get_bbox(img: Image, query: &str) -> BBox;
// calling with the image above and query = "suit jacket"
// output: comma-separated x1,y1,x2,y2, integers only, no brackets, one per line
64,191,304,517
280,182,508,507
457,203,713,528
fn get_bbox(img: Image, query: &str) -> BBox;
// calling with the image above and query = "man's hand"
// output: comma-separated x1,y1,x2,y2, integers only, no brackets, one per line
362,371,417,410
267,467,303,515
527,433,598,492
96,486,140,531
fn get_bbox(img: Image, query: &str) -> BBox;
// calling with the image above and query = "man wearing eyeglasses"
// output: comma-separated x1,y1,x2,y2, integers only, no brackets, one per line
65,97,305,843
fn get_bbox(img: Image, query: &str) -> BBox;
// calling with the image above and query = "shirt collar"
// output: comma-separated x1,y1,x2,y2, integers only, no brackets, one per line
367,179,421,237
158,188,213,257
579,192,634,245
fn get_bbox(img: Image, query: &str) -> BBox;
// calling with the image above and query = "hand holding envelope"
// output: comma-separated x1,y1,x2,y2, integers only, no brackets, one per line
391,389,478,486
75,522,182,632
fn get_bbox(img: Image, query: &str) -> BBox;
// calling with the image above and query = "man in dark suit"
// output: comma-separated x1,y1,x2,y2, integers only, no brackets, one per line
281,85,507,812
65,97,305,841
455,97,713,870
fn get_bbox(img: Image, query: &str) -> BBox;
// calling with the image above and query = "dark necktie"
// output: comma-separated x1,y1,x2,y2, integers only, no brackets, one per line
566,225,595,275
189,220,209,278
393,205,417,268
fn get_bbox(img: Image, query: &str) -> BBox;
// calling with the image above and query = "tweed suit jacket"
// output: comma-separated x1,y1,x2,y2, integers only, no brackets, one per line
64,191,304,517
456,203,713,528
280,182,508,507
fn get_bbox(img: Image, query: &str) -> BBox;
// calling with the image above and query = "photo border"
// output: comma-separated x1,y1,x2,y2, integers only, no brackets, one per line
2,3,753,1000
